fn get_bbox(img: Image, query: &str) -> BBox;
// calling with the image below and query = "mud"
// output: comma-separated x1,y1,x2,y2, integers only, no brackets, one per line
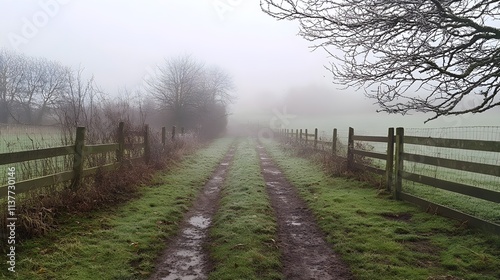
257,144,353,280
149,147,235,280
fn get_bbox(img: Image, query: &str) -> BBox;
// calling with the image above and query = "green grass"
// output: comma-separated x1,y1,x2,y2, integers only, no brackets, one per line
356,157,500,224
0,126,65,154
261,139,500,280
208,138,282,280
1,138,234,279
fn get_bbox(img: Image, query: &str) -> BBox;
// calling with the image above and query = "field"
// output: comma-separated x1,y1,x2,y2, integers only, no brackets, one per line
3,137,499,279
0,125,71,187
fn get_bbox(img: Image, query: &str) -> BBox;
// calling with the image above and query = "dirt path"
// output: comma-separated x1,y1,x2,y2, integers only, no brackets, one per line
257,144,353,280
149,146,235,280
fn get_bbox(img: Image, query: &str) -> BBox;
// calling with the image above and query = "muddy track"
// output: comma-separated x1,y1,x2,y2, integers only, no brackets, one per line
149,146,235,280
257,144,353,280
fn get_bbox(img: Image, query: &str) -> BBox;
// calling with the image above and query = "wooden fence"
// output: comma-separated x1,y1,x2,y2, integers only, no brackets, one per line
0,122,184,198
278,127,500,234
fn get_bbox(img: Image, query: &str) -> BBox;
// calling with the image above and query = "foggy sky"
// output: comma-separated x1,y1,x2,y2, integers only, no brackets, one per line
1,0,498,131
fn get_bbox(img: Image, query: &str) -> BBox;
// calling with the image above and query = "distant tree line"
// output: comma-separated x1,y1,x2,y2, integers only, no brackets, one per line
0,49,234,139
0,49,69,124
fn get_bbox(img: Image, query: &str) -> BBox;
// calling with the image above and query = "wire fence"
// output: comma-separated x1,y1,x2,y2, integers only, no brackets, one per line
0,124,71,184
403,126,500,224
0,124,68,154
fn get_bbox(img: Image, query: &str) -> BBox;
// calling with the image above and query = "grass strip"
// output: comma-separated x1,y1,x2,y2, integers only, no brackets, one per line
4,138,234,280
208,138,282,280
262,139,500,280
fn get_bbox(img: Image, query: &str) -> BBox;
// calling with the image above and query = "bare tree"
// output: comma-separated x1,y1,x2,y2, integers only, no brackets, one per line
15,56,42,123
0,50,69,124
0,50,26,123
146,55,235,135
196,65,235,107
261,0,500,121
147,55,204,127
35,60,69,124
56,67,100,129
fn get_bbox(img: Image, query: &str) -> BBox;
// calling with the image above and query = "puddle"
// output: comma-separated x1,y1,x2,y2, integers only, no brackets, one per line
188,215,211,229
182,228,203,240
212,175,223,181
176,249,197,258
162,275,198,280
266,181,281,188
263,168,281,175
151,147,236,280
288,215,302,226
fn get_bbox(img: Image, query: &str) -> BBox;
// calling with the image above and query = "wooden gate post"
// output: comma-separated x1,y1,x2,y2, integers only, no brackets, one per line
161,127,166,146
347,127,354,171
305,129,308,146
295,129,299,144
299,129,303,144
332,128,337,156
314,128,318,150
71,127,86,189
171,125,176,140
144,125,150,164
394,127,404,200
117,122,125,162
386,127,395,192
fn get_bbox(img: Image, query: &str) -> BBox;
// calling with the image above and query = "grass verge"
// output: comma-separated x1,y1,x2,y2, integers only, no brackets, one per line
262,139,500,280
208,138,282,280
1,138,234,280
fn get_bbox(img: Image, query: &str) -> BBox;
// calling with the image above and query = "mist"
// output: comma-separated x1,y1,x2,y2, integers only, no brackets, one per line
0,0,498,135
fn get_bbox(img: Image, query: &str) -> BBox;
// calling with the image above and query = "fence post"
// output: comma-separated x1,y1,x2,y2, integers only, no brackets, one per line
332,128,337,156
144,124,150,164
71,126,86,189
295,129,299,143
305,129,308,146
386,127,395,192
117,122,125,162
299,129,303,144
171,125,176,140
161,127,166,146
314,128,318,150
347,127,354,171
394,127,404,200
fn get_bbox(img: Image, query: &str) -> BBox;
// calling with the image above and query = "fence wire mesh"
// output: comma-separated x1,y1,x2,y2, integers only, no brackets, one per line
403,126,500,224
0,124,72,185
0,124,68,153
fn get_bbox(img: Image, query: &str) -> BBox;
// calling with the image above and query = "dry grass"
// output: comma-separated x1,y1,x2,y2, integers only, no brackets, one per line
278,138,387,189
0,126,200,249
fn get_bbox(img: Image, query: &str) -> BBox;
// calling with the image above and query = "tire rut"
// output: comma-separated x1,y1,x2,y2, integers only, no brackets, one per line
149,146,236,280
257,144,353,280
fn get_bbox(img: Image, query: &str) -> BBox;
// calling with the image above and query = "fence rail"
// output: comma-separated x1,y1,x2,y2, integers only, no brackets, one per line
0,123,185,198
278,126,500,234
